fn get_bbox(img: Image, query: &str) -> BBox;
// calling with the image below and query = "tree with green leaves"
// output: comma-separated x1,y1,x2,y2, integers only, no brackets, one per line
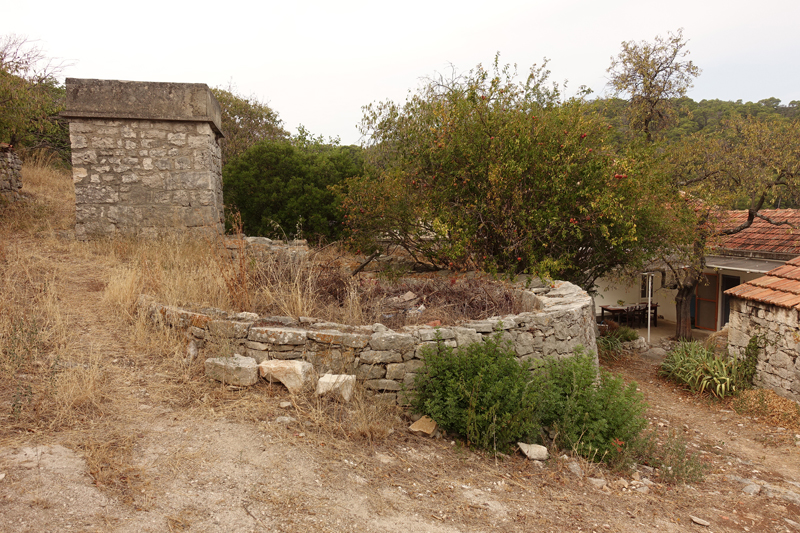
345,58,671,290
0,34,69,158
211,86,288,166
607,28,700,143
222,137,363,242
658,115,800,339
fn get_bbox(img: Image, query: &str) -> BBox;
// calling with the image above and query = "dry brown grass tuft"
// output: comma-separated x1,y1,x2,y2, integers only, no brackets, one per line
289,384,405,445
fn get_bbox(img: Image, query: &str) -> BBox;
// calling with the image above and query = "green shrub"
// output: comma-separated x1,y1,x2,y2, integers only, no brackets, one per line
596,334,622,362
531,350,648,465
412,339,648,465
738,334,763,387
615,326,639,342
411,333,539,454
659,341,753,398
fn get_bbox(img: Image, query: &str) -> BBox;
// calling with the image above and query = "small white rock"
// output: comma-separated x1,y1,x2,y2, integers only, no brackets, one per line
518,443,549,461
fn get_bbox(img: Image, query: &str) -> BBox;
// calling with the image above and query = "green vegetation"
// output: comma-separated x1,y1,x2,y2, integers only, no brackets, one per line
222,137,363,241
413,338,648,466
211,86,289,166
659,341,758,398
0,34,69,160
532,350,648,465
411,333,539,454
346,57,671,289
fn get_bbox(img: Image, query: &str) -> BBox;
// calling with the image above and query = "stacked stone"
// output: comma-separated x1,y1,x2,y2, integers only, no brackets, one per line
140,279,597,404
727,299,800,403
61,79,224,240
223,236,310,262
0,143,23,202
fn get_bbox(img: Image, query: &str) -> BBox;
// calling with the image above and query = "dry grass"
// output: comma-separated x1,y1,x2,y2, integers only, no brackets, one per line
731,387,800,436
290,384,406,444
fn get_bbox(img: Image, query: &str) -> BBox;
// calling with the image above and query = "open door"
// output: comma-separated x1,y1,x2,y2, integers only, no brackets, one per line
721,275,741,326
695,273,719,331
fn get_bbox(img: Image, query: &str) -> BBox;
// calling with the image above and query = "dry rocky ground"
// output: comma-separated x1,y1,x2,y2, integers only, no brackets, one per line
1,168,799,531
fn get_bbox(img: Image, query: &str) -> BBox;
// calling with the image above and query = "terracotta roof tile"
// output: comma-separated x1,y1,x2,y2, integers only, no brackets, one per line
724,250,800,309
717,209,800,255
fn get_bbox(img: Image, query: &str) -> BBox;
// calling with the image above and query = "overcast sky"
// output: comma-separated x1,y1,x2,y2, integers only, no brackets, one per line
5,0,799,145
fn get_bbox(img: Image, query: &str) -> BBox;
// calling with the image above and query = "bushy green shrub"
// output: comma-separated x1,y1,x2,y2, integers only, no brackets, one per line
411,333,539,454
531,350,648,464
615,326,639,342
412,338,648,464
659,341,752,398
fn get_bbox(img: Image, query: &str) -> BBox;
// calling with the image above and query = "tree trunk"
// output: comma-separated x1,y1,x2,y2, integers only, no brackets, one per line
674,285,695,340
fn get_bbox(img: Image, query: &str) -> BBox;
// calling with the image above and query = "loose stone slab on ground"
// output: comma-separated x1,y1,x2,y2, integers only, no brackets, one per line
316,374,356,403
259,360,316,394
518,443,549,461
409,416,438,437
204,354,258,386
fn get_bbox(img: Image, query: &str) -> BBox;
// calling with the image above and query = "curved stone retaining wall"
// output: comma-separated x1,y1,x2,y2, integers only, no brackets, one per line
139,280,597,403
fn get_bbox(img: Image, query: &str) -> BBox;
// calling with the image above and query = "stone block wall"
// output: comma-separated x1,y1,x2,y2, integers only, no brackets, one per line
62,79,224,240
0,143,22,202
727,299,800,403
139,280,598,403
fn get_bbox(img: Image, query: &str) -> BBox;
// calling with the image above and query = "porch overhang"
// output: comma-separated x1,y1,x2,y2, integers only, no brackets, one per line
704,255,786,274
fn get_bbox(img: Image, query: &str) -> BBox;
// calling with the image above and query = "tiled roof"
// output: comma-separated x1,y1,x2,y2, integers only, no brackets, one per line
716,209,800,256
725,255,800,309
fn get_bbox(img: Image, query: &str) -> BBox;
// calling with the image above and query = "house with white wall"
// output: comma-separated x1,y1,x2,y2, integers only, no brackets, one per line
595,209,800,332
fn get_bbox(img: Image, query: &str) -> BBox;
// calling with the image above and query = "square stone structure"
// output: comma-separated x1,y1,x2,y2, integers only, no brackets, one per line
61,78,225,240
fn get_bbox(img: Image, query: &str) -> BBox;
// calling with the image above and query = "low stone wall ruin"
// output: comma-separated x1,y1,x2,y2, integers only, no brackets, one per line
0,144,22,202
727,299,800,403
139,280,598,403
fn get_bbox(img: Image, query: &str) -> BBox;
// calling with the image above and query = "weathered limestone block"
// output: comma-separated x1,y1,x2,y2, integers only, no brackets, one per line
370,332,415,351
307,330,344,345
205,354,258,386
451,327,483,347
248,327,307,345
245,349,269,364
306,349,357,374
356,364,386,380
341,333,371,349
386,363,406,380
417,327,456,342
364,379,402,391
208,320,252,339
258,360,316,394
360,350,402,364
316,374,356,403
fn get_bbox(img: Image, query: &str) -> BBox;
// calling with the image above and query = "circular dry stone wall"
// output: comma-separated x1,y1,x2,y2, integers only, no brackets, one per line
139,280,597,403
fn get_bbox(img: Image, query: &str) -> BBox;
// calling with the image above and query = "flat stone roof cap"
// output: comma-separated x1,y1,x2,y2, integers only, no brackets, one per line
61,78,223,136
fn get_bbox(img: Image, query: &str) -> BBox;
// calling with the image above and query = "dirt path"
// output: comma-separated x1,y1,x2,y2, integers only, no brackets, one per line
2,239,800,532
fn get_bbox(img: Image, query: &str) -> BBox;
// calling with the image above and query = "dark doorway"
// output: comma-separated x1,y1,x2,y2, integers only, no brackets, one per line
721,275,741,326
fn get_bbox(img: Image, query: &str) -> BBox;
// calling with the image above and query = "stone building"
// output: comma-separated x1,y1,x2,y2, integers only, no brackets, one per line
61,79,224,240
726,255,800,403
